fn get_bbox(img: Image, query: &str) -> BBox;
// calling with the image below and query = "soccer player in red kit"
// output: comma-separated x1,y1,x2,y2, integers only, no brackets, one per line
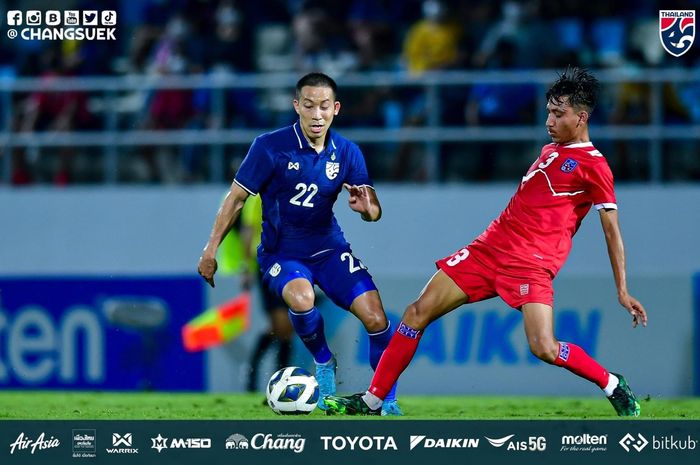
325,67,647,417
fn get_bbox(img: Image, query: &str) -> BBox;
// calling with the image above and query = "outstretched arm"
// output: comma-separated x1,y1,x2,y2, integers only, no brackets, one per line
344,184,382,222
598,208,647,328
198,183,250,287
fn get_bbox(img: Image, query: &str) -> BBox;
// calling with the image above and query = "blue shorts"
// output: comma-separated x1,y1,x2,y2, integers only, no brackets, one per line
259,247,377,310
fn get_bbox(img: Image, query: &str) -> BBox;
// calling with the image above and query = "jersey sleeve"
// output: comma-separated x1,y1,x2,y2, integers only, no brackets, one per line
585,159,617,210
233,137,275,195
344,142,373,187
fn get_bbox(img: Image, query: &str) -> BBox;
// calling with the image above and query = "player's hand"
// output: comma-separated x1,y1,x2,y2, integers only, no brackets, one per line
198,256,218,288
344,183,370,214
618,292,647,328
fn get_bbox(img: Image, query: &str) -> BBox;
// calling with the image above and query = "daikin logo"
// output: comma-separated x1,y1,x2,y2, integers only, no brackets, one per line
409,435,479,450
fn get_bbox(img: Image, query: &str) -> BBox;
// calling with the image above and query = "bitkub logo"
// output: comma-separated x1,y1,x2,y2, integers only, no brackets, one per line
660,10,695,57
619,433,649,452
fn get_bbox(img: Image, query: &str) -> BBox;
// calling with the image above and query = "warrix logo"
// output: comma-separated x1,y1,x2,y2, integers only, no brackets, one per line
409,435,479,450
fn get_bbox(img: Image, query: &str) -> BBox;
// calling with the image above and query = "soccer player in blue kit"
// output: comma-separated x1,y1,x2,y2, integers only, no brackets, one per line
198,72,401,415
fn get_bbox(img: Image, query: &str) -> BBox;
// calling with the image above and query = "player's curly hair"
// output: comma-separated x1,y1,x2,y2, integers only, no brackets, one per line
546,66,599,113
296,72,338,100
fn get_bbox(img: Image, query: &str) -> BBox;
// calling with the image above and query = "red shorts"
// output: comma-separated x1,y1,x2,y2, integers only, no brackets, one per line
435,243,554,309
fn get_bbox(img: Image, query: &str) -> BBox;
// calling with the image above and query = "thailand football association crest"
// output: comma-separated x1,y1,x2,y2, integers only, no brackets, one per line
659,10,695,57
325,161,339,180
560,158,578,173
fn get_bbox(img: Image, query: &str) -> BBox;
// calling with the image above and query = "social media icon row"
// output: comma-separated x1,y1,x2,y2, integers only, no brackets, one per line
6,10,117,26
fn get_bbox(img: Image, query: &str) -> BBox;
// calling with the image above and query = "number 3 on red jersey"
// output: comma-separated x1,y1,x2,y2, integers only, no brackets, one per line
446,248,469,266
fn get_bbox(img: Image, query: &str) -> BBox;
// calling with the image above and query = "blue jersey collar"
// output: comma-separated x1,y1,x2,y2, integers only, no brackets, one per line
292,121,337,152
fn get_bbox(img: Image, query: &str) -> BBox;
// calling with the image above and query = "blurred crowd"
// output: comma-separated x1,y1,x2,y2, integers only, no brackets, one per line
2,0,699,184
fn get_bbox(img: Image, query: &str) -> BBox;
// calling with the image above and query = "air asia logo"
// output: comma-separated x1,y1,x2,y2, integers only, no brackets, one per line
321,436,397,451
106,433,138,454
9,432,60,455
409,435,479,450
150,434,211,453
660,10,695,57
560,434,607,453
485,435,546,451
72,429,96,458
619,433,649,452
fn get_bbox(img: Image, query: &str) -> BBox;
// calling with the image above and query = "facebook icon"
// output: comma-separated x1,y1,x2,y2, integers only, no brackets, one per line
7,11,22,26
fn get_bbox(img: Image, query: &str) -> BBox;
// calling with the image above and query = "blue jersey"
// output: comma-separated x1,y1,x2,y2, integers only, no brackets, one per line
233,121,373,259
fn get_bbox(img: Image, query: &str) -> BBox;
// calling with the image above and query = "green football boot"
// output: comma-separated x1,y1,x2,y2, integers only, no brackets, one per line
607,372,641,417
324,393,381,416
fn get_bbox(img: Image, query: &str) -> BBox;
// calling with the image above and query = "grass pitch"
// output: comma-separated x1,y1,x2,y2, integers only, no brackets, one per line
0,391,698,420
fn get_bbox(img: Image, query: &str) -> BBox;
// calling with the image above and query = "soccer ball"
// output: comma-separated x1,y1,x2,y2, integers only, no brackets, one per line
266,366,319,415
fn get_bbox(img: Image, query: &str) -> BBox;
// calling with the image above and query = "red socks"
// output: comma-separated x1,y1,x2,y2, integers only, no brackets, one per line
553,341,609,389
368,322,422,399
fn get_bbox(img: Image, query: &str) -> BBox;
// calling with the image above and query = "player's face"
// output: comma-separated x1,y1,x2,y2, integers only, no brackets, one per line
293,86,340,145
545,96,588,144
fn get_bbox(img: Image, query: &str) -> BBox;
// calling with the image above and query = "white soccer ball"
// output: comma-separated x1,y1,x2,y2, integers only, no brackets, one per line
266,366,319,415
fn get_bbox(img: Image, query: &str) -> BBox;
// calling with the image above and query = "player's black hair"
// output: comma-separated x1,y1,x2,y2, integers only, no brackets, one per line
546,66,599,113
295,72,338,100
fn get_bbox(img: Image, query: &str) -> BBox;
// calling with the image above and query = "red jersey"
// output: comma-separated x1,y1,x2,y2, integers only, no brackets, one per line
473,141,616,276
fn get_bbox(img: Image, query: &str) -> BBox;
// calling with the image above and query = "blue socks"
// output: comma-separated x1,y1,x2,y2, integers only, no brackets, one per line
368,323,397,402
288,307,332,364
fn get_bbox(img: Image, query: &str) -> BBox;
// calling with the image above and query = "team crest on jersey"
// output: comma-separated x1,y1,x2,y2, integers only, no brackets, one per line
659,10,695,57
325,161,340,180
560,158,578,173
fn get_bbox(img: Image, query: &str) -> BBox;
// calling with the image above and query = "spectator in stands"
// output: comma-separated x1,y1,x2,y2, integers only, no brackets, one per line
465,38,537,180
135,14,196,182
402,0,463,74
17,46,96,184
291,3,357,75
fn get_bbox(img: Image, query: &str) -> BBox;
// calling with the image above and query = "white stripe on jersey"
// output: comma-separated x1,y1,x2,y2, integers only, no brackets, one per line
233,179,256,195
521,169,585,197
292,122,304,149
594,202,618,210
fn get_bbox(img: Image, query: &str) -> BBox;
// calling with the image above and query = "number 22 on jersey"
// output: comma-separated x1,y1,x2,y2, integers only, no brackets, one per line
289,183,318,207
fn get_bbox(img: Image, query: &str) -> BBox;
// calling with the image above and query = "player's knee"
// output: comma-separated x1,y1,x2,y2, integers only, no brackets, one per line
528,339,558,363
402,302,430,330
361,310,388,333
283,286,315,312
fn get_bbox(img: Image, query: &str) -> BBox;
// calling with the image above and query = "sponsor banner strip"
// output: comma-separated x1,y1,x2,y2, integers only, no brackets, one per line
0,420,699,465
